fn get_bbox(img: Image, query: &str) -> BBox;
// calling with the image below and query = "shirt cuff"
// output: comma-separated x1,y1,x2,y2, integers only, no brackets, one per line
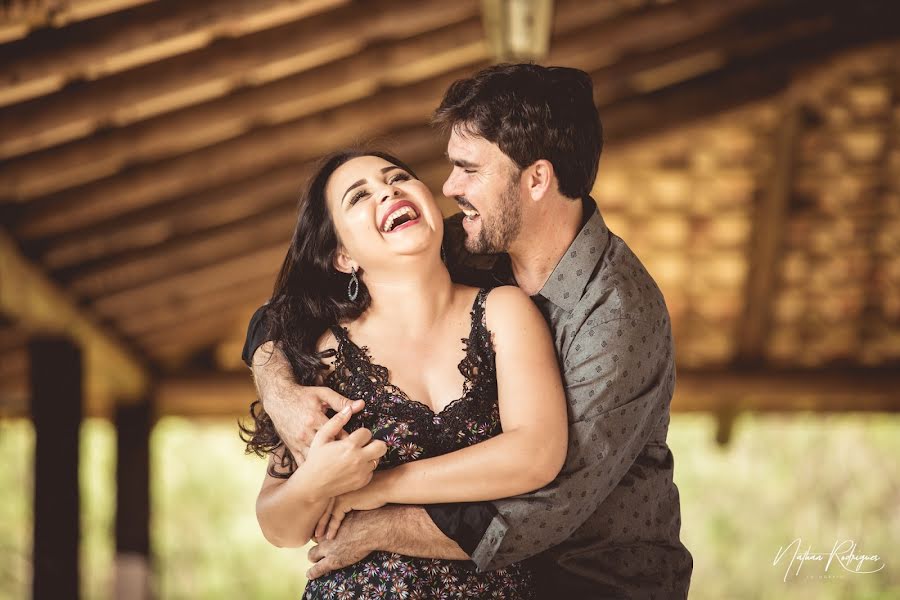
424,502,499,560
241,304,271,367
470,511,509,572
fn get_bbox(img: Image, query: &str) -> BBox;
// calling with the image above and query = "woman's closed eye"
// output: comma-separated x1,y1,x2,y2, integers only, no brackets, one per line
347,172,413,206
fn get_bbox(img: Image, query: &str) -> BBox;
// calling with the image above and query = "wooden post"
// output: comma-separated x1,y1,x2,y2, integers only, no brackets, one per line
114,399,154,600
29,336,82,600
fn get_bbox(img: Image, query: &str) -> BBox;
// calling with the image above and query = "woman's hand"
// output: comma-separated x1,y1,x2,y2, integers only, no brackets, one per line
302,406,388,501
315,473,389,540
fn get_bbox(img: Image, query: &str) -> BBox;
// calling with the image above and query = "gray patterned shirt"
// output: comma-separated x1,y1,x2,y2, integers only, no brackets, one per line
429,199,693,599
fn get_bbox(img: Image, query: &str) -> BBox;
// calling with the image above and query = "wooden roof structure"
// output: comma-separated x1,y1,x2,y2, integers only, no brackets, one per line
2,0,900,419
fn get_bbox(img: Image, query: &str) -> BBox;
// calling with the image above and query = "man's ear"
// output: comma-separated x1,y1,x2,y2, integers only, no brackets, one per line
333,249,356,274
525,159,554,202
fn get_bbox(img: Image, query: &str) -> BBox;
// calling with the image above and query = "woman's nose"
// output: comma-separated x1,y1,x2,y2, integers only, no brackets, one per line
379,187,401,203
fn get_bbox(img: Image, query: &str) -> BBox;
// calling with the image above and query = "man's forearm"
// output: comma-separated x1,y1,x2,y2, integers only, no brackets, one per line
250,341,292,403
368,506,469,561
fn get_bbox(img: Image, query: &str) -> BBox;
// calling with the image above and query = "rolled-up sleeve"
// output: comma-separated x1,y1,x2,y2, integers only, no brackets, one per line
467,314,674,571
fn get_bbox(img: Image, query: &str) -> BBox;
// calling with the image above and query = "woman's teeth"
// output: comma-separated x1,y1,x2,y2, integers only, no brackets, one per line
382,206,419,232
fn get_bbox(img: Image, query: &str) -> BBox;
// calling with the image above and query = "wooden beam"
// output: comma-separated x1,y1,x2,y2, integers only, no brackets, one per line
10,0,876,243
673,368,900,412
597,13,900,145
12,70,470,241
0,0,480,161
152,368,900,418
37,162,308,271
0,1,153,44
0,16,487,201
36,135,445,306
90,244,288,318
0,0,345,108
5,367,900,418
565,0,833,102
38,149,454,273
736,100,801,362
114,274,273,338
0,0,767,200
0,231,149,410
62,203,295,297
53,140,448,298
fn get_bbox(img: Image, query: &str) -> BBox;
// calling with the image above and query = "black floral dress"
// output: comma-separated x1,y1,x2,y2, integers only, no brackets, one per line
303,288,535,600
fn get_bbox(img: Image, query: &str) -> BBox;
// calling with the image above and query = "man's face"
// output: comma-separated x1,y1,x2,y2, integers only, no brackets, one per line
442,129,523,255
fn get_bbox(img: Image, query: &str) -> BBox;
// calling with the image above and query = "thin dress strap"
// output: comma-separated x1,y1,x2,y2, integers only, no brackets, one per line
459,288,495,395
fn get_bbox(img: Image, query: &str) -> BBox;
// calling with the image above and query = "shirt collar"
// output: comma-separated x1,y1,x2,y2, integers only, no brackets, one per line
533,197,610,311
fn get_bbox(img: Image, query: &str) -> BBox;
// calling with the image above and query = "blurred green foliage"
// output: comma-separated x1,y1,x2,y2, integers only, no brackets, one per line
0,413,898,599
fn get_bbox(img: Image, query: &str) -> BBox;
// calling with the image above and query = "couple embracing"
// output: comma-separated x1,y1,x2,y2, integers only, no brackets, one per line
240,63,692,599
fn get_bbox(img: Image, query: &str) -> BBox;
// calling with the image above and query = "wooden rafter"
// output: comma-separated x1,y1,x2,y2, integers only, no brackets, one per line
0,0,480,162
0,16,488,201
736,99,800,362
0,0,769,201
154,368,900,418
0,0,345,107
0,231,149,412
8,367,895,419
12,69,468,240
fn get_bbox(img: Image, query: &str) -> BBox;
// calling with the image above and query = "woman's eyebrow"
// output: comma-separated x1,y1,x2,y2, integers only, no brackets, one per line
342,166,404,204
341,179,366,204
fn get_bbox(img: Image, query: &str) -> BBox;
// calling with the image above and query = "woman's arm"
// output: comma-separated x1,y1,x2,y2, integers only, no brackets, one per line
323,286,567,537
256,406,387,547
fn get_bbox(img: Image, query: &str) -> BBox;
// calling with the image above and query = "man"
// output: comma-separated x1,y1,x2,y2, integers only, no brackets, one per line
243,63,692,598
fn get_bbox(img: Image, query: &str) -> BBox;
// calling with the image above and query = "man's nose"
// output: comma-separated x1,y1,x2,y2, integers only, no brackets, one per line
442,172,457,198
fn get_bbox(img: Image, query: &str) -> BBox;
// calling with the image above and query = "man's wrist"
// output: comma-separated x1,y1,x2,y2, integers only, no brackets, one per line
354,505,398,553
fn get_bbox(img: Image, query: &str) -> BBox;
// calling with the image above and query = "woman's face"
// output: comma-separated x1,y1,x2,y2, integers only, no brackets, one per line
324,155,443,273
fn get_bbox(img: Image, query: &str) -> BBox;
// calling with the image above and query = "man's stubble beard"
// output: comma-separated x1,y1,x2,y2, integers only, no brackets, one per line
465,175,523,255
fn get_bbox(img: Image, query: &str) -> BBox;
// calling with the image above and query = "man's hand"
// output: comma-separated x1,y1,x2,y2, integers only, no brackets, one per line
306,505,470,579
307,508,381,579
251,341,363,460
316,473,389,541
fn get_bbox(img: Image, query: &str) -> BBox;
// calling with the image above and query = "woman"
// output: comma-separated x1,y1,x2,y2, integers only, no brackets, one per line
241,150,567,599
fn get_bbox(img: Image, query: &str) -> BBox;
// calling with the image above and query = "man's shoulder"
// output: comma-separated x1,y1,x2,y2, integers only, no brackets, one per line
585,234,669,321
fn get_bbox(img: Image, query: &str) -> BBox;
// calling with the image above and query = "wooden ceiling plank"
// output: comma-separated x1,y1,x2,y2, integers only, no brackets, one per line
736,100,801,362
90,244,289,317
0,0,153,42
0,0,480,161
35,131,444,302
40,163,309,270
0,0,347,108
115,274,273,337
0,0,771,200
12,67,474,241
0,231,149,410
149,368,900,418
0,16,487,201
64,204,295,297
12,1,880,241
597,13,900,145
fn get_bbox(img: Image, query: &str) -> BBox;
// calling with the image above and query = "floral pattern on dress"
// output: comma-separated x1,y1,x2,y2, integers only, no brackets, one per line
303,289,535,600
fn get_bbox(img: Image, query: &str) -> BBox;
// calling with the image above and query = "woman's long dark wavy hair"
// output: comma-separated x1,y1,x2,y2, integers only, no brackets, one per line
239,149,418,473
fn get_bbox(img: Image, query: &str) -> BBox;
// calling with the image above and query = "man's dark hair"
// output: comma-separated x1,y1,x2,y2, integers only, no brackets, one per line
433,63,603,200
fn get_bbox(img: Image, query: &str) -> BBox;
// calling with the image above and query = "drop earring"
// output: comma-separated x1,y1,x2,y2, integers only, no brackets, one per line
347,267,359,301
